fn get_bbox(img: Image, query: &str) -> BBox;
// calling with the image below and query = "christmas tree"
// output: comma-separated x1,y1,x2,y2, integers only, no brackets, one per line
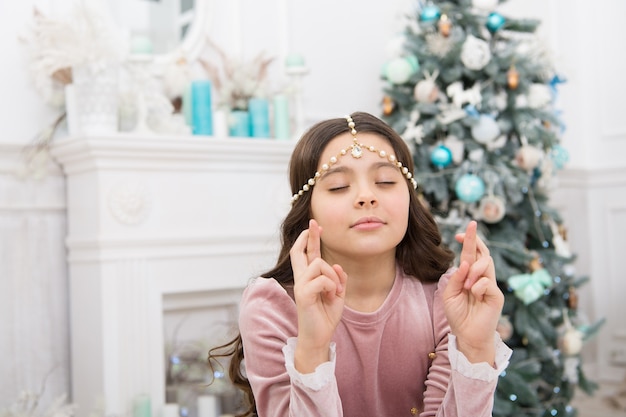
380,1,604,416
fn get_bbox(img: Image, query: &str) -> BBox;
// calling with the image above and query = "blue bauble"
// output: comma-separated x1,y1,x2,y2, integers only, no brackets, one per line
430,145,453,168
420,5,441,22
486,12,506,33
455,174,486,203
550,145,570,170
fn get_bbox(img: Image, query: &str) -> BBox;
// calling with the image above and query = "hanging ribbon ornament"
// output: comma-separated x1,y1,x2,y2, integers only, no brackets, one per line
507,268,553,305
549,74,567,96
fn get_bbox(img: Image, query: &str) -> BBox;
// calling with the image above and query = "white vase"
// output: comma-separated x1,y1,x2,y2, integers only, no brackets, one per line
71,63,119,135
64,84,79,136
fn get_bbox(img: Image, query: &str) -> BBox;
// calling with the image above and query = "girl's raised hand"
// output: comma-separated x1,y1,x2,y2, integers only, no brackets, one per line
442,221,504,364
290,219,348,372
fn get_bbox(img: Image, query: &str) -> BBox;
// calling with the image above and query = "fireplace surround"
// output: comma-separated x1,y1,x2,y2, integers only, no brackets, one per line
51,133,294,417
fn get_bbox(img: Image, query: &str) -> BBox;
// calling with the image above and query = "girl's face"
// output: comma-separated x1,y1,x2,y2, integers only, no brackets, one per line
310,132,410,261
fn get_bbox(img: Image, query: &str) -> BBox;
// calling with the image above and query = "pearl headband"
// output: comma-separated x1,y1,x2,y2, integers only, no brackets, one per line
290,115,418,205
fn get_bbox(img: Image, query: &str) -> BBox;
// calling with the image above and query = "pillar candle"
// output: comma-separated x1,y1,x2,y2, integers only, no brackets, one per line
273,94,290,140
229,110,251,137
248,98,270,138
213,109,229,138
130,34,154,55
191,80,213,135
65,84,79,136
197,395,219,417
285,53,305,68
133,394,151,417
182,84,193,128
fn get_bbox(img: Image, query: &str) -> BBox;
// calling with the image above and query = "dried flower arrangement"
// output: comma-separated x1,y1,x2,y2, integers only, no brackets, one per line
0,392,75,417
19,3,127,108
17,2,128,179
0,372,76,417
200,39,274,111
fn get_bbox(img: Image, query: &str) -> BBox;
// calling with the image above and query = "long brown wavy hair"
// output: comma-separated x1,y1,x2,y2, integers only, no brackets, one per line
208,112,454,416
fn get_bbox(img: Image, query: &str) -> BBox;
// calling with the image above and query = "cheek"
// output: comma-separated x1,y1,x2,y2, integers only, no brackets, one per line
310,192,340,224
392,191,411,226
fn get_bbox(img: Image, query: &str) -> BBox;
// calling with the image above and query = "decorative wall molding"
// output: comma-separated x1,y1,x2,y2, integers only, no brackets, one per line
0,146,69,406
108,180,152,225
557,166,626,188
66,233,278,263
0,141,64,176
552,165,626,383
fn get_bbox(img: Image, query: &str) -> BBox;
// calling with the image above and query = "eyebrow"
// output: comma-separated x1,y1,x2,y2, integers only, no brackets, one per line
318,161,401,180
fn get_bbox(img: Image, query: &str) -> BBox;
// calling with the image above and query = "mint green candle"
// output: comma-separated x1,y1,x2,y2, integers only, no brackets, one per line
285,54,305,68
133,394,151,417
273,95,290,140
182,84,193,128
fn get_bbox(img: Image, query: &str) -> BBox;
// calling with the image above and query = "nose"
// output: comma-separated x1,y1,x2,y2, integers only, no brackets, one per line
355,183,378,207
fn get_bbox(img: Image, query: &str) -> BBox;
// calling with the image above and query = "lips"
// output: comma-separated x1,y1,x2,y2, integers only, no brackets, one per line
351,216,386,228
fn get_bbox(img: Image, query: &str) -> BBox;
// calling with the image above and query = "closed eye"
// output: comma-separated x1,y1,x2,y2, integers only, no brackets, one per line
328,185,349,192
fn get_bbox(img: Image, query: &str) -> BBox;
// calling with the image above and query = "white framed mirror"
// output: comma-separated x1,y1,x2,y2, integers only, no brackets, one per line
109,0,212,65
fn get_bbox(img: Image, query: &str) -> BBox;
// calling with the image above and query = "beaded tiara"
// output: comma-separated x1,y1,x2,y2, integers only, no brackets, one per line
290,115,418,205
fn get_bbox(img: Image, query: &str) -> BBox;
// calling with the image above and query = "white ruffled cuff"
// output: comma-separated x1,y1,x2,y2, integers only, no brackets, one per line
282,337,337,391
448,333,512,382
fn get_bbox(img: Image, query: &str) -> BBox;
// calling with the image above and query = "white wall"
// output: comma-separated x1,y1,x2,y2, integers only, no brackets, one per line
1,0,626,408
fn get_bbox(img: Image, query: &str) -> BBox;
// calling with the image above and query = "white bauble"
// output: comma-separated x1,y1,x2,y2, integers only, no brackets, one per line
492,91,508,111
443,135,465,164
515,94,528,108
414,79,439,103
487,135,507,151
471,114,500,144
562,328,584,356
477,195,506,223
472,0,499,12
515,145,543,171
461,35,492,71
527,83,552,109
468,148,485,162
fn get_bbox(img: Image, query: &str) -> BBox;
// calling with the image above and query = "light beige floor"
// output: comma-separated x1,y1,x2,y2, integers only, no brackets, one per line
573,381,626,417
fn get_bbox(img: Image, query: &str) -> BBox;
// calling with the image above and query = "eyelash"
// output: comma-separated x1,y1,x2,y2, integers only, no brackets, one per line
328,181,397,192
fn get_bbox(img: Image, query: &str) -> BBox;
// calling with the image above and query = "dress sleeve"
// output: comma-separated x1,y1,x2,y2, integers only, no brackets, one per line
238,279,344,417
420,273,512,417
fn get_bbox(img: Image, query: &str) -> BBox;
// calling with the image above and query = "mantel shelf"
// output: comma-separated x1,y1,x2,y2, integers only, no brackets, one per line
51,134,297,174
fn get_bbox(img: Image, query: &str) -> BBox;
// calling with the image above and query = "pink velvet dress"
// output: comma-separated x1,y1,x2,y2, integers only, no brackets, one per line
238,267,511,417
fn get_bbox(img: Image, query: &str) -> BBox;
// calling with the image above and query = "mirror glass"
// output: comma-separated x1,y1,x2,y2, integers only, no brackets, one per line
109,0,201,56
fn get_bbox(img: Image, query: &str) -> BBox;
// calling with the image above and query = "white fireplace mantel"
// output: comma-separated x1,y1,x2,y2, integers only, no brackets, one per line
50,133,295,417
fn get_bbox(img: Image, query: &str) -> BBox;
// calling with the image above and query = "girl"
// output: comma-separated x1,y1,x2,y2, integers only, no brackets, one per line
210,112,511,416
